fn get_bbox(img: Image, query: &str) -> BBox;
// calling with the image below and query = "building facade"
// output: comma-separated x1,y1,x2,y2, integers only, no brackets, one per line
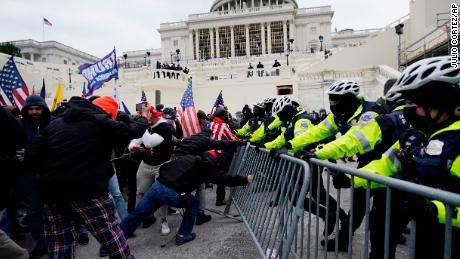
9,39,99,66
158,0,334,62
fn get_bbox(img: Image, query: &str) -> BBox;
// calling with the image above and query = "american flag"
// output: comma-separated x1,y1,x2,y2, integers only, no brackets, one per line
141,89,147,102
43,17,52,26
0,57,30,109
179,81,201,137
209,90,224,115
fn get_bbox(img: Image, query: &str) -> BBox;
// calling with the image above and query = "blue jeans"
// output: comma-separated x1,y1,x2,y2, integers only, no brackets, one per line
120,181,199,237
108,173,128,220
19,175,46,249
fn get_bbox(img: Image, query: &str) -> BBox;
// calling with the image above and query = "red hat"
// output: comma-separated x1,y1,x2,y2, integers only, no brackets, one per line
149,106,163,118
93,96,118,120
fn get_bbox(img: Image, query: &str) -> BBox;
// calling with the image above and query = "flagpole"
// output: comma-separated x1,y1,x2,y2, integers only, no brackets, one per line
42,17,45,41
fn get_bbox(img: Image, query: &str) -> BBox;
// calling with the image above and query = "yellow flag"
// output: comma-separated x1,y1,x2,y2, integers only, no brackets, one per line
51,83,64,111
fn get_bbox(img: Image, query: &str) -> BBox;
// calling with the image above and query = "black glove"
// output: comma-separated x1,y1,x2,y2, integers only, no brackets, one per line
405,194,434,220
238,140,248,146
270,147,288,158
253,143,264,153
332,173,351,189
296,150,317,161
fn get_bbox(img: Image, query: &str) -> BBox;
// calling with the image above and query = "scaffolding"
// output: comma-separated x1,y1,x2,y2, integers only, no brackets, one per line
219,26,232,58
234,25,246,57
249,23,262,56
199,29,211,60
271,21,284,53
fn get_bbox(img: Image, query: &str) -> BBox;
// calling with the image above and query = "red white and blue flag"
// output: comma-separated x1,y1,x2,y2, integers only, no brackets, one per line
209,90,224,115
0,57,30,109
179,81,201,137
141,89,147,103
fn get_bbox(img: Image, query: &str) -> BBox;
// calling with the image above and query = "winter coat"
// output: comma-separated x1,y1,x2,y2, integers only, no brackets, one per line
0,106,25,209
157,153,248,194
172,130,242,157
20,95,51,175
27,97,148,203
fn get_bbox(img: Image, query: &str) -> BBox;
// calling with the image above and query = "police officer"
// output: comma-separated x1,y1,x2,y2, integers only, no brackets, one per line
354,56,460,259
302,90,408,251
263,96,314,154
250,97,283,144
270,80,378,237
235,102,266,138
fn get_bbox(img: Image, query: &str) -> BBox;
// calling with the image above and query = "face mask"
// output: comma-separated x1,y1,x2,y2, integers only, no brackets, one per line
403,106,432,133
278,106,296,122
329,96,357,121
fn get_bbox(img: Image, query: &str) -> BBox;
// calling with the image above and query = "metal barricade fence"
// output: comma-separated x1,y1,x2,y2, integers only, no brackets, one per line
223,146,460,259
224,145,311,259
304,158,460,259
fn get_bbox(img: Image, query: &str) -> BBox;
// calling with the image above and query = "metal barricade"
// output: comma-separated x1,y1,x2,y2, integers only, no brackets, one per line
303,158,460,259
224,145,311,259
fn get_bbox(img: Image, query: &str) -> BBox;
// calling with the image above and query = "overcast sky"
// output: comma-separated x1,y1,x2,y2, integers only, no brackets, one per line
0,0,409,57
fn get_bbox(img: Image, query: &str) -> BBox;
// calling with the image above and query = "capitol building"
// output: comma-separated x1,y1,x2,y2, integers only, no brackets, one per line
0,0,453,113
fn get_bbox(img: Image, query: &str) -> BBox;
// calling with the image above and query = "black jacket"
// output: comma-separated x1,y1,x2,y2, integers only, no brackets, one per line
27,97,148,203
0,106,25,209
157,153,248,194
20,95,51,175
173,130,242,157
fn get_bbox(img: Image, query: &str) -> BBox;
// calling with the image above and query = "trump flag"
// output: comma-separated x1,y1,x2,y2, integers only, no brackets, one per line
78,49,118,97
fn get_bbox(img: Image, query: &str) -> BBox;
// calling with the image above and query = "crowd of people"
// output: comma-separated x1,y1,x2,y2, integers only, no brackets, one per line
0,55,459,259
248,59,282,70
0,94,251,258
155,61,190,74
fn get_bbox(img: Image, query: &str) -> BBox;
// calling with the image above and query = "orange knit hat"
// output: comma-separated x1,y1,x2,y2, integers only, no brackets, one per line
93,96,118,120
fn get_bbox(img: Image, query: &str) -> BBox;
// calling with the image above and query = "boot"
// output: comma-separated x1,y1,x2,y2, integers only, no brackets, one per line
321,220,350,252
195,211,212,225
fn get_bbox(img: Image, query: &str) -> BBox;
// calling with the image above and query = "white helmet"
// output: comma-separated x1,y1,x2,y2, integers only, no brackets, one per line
253,101,266,109
326,80,360,96
389,56,460,95
385,92,403,103
272,96,293,114
263,97,277,104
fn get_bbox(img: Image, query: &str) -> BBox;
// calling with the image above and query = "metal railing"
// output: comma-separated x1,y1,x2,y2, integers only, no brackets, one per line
400,21,450,66
224,146,311,259
303,158,460,259
225,145,460,259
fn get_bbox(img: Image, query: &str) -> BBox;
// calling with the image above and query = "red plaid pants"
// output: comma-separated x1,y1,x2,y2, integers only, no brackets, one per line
43,193,133,259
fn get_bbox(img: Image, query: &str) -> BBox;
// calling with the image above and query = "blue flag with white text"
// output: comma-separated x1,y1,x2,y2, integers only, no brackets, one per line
78,49,118,96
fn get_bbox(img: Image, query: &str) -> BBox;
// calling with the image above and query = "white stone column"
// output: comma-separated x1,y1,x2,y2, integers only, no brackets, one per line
267,22,272,54
283,21,288,51
189,31,194,60
251,0,254,8
245,24,250,57
261,23,266,55
210,28,215,58
230,26,235,57
289,21,296,50
215,27,220,58
283,20,288,52
195,29,200,60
